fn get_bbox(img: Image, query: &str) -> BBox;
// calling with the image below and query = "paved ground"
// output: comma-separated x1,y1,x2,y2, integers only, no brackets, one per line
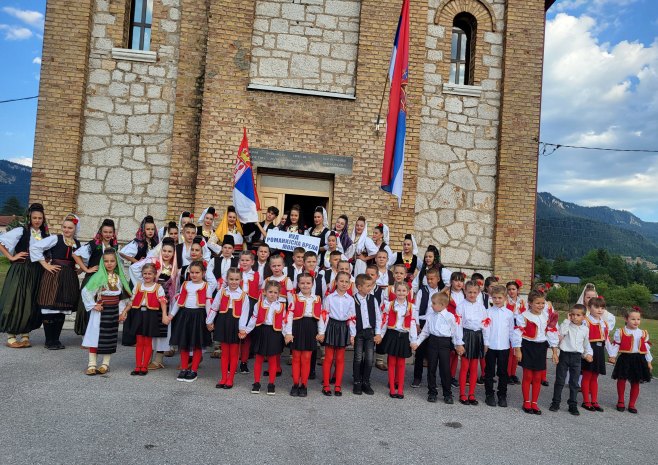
1,330,655,465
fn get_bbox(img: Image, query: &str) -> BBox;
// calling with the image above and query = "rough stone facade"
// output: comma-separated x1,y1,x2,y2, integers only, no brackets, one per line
32,0,551,285
250,0,361,95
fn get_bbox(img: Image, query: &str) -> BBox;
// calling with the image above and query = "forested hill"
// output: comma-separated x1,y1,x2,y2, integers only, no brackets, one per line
0,160,31,209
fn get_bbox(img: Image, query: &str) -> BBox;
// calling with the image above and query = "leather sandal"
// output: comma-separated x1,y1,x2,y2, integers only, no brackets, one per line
86,366,97,376
96,364,109,374
19,339,32,348
6,341,23,348
148,361,165,370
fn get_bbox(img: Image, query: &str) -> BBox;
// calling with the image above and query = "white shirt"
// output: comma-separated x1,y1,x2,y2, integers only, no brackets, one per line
217,254,234,283
354,293,382,335
0,227,42,254
263,275,294,305
318,291,356,337
207,288,250,325
381,300,418,341
608,327,653,361
451,290,465,308
242,299,283,333
483,306,521,350
375,269,391,287
283,294,322,336
413,285,440,321
558,319,593,356
516,311,559,347
415,309,459,345
170,281,212,316
456,300,487,331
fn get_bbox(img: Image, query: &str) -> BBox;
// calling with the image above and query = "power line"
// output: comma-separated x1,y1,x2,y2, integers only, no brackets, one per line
0,96,38,104
540,142,658,156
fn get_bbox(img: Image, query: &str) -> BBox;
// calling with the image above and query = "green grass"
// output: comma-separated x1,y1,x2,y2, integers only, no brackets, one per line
0,256,9,286
558,310,657,376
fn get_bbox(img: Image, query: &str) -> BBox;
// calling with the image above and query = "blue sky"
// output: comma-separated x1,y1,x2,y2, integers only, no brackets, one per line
1,1,658,218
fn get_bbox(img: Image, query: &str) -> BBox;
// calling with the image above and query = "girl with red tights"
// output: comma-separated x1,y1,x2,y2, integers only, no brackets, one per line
380,282,417,399
239,281,285,395
207,268,250,389
609,308,653,414
167,260,216,383
318,271,356,396
505,279,526,384
456,280,487,405
581,296,611,411
446,272,466,385
284,273,322,398
516,290,559,414
238,250,261,374
123,263,167,376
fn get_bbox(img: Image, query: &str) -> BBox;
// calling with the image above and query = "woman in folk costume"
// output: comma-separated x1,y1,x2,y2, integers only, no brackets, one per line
305,206,330,257
394,234,421,285
72,219,119,336
577,282,616,330
332,214,353,256
371,223,395,268
129,236,179,369
119,215,160,264
0,203,49,348
412,245,450,294
178,211,193,243
81,248,132,375
30,213,82,350
197,206,221,255
349,216,378,277
215,205,245,255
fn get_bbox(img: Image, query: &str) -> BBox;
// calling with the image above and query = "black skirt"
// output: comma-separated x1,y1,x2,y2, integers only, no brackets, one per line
292,317,318,351
214,312,240,344
463,328,484,359
127,307,162,338
520,339,548,371
97,305,119,355
324,318,350,348
581,342,606,375
170,307,211,350
252,325,284,356
38,264,79,312
74,273,93,336
381,329,412,358
0,260,43,334
612,353,652,383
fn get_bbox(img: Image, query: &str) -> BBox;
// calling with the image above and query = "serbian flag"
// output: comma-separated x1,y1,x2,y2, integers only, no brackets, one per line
232,128,260,223
381,0,410,207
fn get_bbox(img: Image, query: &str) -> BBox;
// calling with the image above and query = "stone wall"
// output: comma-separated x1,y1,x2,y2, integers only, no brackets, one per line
76,0,180,239
414,0,505,275
250,0,361,95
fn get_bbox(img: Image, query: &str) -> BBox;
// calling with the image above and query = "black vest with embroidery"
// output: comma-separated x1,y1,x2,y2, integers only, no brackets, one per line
354,294,377,332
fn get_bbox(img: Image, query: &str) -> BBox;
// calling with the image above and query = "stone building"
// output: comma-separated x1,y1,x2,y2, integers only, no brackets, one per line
30,0,556,283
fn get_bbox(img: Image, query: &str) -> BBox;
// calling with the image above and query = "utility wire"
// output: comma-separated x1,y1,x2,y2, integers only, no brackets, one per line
0,96,38,104
540,142,658,156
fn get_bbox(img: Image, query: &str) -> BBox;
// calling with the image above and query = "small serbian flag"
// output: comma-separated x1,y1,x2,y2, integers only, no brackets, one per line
232,128,260,223
381,0,410,207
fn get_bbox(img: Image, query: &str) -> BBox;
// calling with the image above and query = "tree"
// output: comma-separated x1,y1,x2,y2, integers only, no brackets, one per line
0,197,24,216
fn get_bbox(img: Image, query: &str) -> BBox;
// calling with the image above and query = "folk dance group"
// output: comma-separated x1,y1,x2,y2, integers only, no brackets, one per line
0,203,652,415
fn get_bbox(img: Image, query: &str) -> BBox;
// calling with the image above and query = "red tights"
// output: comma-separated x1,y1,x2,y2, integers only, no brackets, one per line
459,358,480,399
323,346,345,391
387,355,407,395
220,342,240,386
522,368,543,406
89,347,97,354
292,350,312,387
135,335,153,371
581,370,600,406
180,348,202,372
507,349,518,377
616,379,640,408
254,354,278,384
240,336,250,363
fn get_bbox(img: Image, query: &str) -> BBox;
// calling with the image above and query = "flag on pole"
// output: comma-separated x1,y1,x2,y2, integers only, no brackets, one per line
232,127,260,223
381,0,410,207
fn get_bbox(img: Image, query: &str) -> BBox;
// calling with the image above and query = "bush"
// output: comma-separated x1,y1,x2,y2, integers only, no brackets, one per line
546,286,569,304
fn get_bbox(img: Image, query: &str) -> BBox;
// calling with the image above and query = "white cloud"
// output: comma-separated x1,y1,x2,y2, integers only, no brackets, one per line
539,13,658,220
2,7,44,28
32,56,41,64
7,157,33,167
0,24,33,40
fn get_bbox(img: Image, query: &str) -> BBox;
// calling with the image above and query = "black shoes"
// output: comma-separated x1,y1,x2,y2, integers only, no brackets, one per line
239,362,249,374
251,382,261,393
592,403,604,412
451,378,459,387
322,388,332,396
428,394,438,403
476,377,484,386
308,371,316,380
267,383,276,395
497,396,507,407
628,407,638,414
176,370,188,382
568,406,580,416
459,397,469,405
444,396,454,405
353,383,363,395
184,371,197,383
541,380,549,387
298,385,308,397
290,384,299,397
411,379,421,388
334,389,342,397
469,397,479,406
362,384,375,395
485,395,496,407
582,402,596,411
549,402,560,412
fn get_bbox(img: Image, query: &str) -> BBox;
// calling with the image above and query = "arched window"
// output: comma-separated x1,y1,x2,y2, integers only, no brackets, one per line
449,13,476,85
129,0,153,51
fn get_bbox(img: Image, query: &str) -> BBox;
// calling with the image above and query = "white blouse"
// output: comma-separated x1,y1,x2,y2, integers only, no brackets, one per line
0,227,42,255
381,300,418,341
207,288,250,325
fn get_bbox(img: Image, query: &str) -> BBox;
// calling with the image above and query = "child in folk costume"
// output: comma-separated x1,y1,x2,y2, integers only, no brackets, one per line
505,280,526,385
351,274,383,396
318,271,356,396
238,250,261,374
609,307,653,414
73,219,119,336
581,296,613,412
412,268,444,388
264,254,294,304
280,205,305,265
246,205,279,249
456,280,488,405
176,223,211,270
178,211,193,243
373,250,394,296
482,285,522,408
81,248,132,375
300,251,323,379
0,203,49,348
371,223,395,268
412,292,464,404
532,282,556,386
284,273,323,397
516,290,559,414
254,243,271,286
394,234,420,285
445,271,466,386
332,214,353,257
579,283,616,331
30,213,81,350
179,236,217,288
549,304,593,415
412,245,451,294
121,263,168,375
349,216,378,277
212,235,239,285
207,267,250,389
322,233,347,271
215,206,244,255
129,237,179,369
286,247,306,289
380,282,418,399
167,260,216,383
239,281,285,395
158,221,179,245
119,215,159,265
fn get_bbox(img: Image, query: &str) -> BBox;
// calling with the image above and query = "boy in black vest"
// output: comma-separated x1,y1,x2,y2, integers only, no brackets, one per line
286,247,306,288
213,235,239,284
411,268,443,388
352,274,382,395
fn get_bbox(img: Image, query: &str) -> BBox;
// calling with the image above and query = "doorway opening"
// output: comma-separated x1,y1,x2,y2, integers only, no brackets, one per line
284,194,329,229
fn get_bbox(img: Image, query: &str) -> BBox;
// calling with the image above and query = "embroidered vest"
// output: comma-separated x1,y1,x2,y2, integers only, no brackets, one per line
386,301,413,330
255,300,284,331
241,271,261,300
291,295,322,320
618,329,649,354
218,290,247,318
131,283,161,310
354,294,377,332
176,282,208,308
585,315,609,342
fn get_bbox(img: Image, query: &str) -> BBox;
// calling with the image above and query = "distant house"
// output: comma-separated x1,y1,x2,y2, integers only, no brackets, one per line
0,215,17,233
551,275,581,285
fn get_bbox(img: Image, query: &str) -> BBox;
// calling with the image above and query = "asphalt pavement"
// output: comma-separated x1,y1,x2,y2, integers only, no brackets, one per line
1,330,655,465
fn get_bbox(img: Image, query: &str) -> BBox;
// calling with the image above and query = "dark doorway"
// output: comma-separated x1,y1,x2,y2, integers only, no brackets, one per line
284,195,329,230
